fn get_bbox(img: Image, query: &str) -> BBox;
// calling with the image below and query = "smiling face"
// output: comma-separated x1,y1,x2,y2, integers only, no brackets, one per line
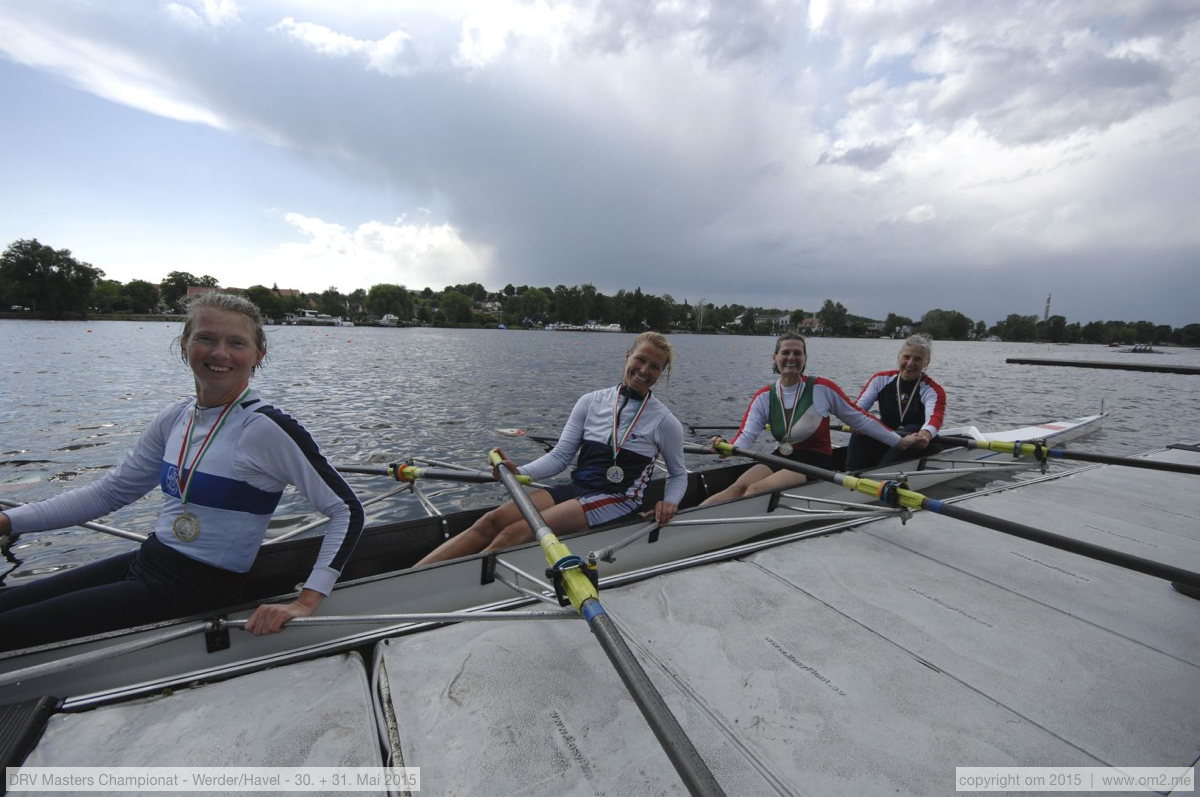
772,337,807,384
896,343,929,381
183,308,265,406
623,342,669,394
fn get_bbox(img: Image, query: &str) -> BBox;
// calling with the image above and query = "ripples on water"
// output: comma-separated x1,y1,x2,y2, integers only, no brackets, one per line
3,320,1198,581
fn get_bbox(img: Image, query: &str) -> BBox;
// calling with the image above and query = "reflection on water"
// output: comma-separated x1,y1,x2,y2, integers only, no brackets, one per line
3,320,1199,580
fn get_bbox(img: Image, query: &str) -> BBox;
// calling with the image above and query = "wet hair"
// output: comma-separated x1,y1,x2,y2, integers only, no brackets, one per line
902,333,932,363
178,292,268,372
771,332,807,374
627,331,675,378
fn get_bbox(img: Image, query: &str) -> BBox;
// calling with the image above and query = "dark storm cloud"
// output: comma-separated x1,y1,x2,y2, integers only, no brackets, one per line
2,0,1199,326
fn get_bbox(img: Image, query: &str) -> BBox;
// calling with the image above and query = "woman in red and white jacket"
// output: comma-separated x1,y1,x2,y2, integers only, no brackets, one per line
701,333,911,506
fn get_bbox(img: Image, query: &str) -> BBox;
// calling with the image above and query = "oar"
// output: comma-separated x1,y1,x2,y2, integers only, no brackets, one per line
335,463,539,486
686,442,1200,590
487,449,724,796
0,498,148,542
935,435,1200,477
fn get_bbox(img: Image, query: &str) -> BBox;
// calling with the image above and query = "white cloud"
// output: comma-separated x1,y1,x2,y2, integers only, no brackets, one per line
165,0,240,29
0,11,226,127
262,213,491,293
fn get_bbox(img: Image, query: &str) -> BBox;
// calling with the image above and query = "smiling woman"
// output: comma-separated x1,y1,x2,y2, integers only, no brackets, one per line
415,331,688,565
0,293,364,650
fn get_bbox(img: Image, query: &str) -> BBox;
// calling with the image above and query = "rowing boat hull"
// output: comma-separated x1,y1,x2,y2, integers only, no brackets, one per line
0,415,1102,706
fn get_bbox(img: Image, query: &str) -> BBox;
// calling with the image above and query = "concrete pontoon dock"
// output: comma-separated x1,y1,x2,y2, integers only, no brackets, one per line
1006,357,1200,374
14,445,1200,795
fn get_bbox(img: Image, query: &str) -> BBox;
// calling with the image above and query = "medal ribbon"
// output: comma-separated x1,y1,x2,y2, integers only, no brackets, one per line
895,376,918,424
175,386,250,505
771,378,808,442
611,386,649,464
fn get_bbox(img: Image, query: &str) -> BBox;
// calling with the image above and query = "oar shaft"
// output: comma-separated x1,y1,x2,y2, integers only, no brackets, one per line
487,449,724,795
687,441,1200,589
334,464,534,485
938,436,1200,477
586,605,725,796
930,500,1200,589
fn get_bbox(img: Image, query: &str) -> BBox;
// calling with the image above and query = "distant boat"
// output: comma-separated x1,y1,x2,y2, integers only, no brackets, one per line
376,314,400,328
284,310,342,326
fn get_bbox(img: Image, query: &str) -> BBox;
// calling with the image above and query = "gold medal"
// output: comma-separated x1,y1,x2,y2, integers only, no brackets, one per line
606,465,625,483
778,443,794,456
173,511,201,542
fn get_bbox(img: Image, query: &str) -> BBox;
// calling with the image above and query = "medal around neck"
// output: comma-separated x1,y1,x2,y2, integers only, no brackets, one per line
172,385,250,545
778,442,794,455
173,511,201,542
606,465,625,483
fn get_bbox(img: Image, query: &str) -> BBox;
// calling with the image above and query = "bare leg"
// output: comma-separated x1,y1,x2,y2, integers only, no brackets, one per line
416,491,588,565
484,499,588,551
700,464,807,506
415,494,545,565
700,464,770,506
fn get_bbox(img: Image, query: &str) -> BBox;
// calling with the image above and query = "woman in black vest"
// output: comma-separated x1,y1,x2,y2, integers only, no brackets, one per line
845,334,947,472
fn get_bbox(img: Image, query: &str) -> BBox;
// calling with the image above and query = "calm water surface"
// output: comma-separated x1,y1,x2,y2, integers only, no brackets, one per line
3,320,1198,581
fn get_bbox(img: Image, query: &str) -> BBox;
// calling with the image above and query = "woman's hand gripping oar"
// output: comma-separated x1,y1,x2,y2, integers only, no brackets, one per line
688,440,1200,591
934,435,1200,477
486,448,724,797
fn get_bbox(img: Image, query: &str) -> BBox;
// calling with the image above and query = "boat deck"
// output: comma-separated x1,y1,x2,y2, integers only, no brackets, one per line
17,445,1200,795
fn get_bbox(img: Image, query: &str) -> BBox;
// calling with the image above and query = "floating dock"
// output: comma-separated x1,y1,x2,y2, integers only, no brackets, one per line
1006,357,1200,374
15,445,1200,795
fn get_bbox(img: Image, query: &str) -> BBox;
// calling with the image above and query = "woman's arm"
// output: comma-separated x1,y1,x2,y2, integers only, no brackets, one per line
4,400,185,537
518,393,590,481
819,379,903,447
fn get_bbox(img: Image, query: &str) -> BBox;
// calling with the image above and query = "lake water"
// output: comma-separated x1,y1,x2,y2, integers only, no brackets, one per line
3,320,1199,582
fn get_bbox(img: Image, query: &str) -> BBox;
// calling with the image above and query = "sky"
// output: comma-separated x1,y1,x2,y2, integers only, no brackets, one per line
1,1,1198,328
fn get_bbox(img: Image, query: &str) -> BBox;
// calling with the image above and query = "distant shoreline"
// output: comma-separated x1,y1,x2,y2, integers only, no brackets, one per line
0,312,181,322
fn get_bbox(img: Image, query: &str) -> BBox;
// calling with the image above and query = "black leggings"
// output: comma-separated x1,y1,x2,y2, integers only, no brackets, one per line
0,534,246,651
844,424,943,472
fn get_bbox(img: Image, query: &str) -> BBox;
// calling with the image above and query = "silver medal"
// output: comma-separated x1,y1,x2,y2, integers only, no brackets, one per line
606,465,625,483
173,511,201,542
778,443,794,456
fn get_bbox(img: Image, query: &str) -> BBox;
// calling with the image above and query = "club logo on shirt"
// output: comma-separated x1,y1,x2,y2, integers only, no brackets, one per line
164,465,182,498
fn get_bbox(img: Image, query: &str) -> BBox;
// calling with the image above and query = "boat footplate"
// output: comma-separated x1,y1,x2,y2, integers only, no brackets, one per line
0,694,59,768
205,620,231,654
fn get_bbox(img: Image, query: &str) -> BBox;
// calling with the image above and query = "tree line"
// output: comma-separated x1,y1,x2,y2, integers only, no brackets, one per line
2,238,1197,345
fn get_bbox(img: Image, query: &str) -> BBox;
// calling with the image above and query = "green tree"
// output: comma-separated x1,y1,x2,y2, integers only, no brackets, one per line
439,289,473,323
245,285,285,321
366,284,413,320
91,279,124,313
918,308,973,340
1176,323,1200,346
160,271,218,311
884,313,913,336
0,239,105,317
817,299,848,336
317,287,346,317
994,313,1038,341
123,280,161,314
